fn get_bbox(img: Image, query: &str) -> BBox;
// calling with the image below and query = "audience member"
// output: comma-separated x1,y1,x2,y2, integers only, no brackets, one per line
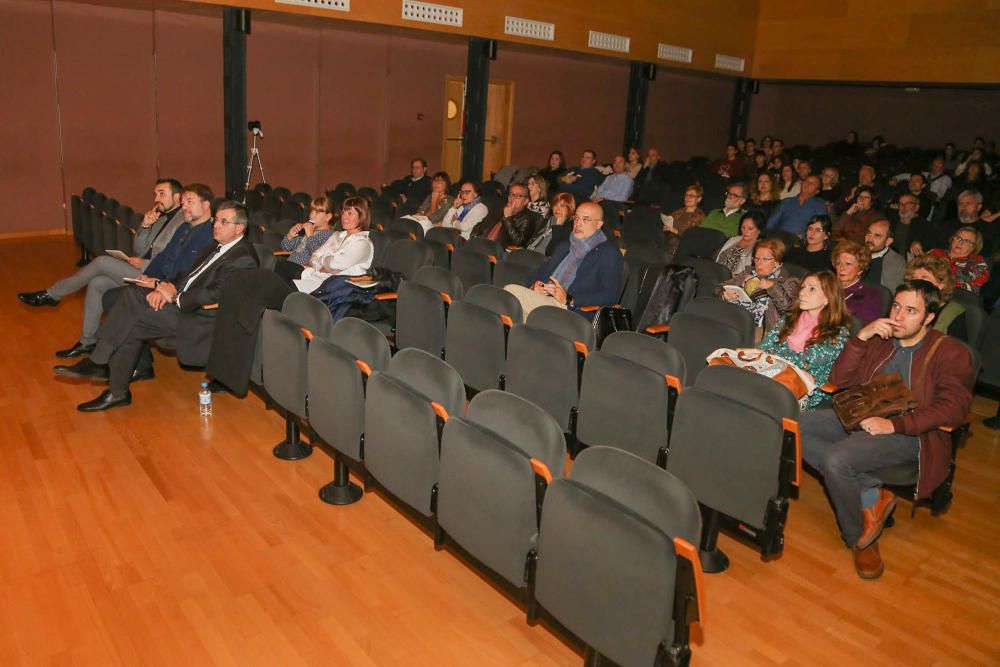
54,201,258,412
929,227,990,294
799,280,973,579
835,164,878,216
905,253,969,341
701,182,749,237
759,270,851,410
441,180,488,239
715,211,765,276
526,173,551,218
942,142,960,172
712,144,746,180
720,237,800,334
274,196,336,283
631,148,664,200
506,202,623,319
818,166,842,205
832,240,882,324
895,193,945,257
625,147,643,179
894,157,952,202
796,159,813,183
864,219,905,292
663,184,706,236
768,175,827,237
399,158,432,214
289,196,374,294
18,178,185,359
527,192,575,255
833,186,881,242
559,149,605,199
538,150,567,193
955,148,993,178
413,171,454,227
950,189,996,254
592,155,634,203
472,182,540,247
749,172,781,219
786,215,833,272
777,164,801,200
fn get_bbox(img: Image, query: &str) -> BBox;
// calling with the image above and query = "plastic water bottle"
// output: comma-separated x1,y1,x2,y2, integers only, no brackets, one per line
199,381,213,417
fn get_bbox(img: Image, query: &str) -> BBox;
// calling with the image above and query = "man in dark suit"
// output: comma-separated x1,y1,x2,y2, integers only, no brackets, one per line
55,201,259,411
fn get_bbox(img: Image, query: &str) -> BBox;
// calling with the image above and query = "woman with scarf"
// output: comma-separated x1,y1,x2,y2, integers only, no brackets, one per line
719,237,801,338
441,179,489,239
758,270,851,410
505,202,623,320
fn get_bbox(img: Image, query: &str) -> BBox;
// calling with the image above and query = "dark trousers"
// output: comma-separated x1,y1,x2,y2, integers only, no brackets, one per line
91,286,180,394
273,258,304,286
800,409,918,546
102,287,154,376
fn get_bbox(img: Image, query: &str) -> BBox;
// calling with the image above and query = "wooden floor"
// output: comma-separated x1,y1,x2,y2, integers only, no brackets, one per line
1,235,998,666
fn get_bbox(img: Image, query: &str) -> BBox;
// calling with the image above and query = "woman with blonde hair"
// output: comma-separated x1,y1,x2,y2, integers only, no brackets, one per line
528,191,576,255
720,236,801,334
905,253,970,340
526,172,551,218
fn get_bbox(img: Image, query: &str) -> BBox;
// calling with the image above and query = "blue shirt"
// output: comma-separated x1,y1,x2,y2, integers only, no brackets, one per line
767,196,829,236
595,172,634,202
144,220,217,281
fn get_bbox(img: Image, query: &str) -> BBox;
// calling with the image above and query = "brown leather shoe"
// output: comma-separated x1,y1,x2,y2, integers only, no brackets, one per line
853,542,884,580
857,488,896,550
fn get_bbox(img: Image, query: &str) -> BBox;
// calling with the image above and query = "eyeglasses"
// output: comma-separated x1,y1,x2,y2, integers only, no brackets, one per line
725,192,745,199
310,207,331,214
572,215,602,224
754,255,776,263
953,237,975,246
509,193,528,199
459,189,475,195
213,216,239,226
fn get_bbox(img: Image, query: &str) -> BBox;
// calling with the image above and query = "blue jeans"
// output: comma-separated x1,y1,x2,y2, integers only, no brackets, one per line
800,409,918,547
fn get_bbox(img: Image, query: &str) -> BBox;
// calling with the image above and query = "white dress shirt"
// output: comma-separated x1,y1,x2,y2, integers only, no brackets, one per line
175,237,242,308
294,230,374,293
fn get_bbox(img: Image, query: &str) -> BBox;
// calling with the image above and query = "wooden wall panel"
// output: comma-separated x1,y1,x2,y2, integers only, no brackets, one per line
153,9,225,196
53,0,158,211
753,0,1000,83
646,72,735,163
0,0,66,233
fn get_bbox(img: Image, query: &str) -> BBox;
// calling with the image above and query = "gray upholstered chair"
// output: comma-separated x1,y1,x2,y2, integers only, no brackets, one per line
533,446,704,667
307,317,391,505
501,306,595,431
261,293,333,461
492,249,547,288
363,348,465,517
392,265,464,357
424,226,463,268
666,364,800,573
680,296,755,348
573,331,686,463
444,284,523,394
648,311,745,384
436,390,566,594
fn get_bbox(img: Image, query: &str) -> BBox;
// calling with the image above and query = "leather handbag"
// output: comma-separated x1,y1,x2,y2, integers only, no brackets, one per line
591,306,633,347
831,336,944,430
707,348,815,400
831,372,917,430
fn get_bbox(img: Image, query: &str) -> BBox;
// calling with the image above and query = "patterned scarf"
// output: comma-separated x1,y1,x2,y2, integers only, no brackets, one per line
456,196,482,222
553,229,607,289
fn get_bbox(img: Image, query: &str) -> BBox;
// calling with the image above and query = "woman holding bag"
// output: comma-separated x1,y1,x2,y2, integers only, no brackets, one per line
758,270,852,409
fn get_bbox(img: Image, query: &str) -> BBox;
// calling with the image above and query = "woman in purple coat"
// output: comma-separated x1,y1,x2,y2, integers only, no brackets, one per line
832,240,882,325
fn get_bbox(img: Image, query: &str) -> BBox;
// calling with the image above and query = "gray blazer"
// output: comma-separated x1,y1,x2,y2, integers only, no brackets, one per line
133,207,185,269
879,248,906,292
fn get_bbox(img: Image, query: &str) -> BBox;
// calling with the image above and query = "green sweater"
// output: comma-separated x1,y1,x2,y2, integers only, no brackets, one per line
699,207,746,237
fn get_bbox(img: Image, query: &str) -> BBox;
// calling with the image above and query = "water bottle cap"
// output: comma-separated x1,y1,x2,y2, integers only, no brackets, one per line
200,381,209,388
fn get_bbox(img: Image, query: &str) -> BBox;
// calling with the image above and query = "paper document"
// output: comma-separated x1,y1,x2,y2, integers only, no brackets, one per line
105,249,131,262
722,285,752,304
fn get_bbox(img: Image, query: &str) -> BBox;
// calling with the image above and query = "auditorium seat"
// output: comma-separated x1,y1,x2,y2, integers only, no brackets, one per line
444,283,523,394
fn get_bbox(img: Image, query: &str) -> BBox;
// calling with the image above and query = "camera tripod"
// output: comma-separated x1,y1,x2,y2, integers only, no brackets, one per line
242,132,266,203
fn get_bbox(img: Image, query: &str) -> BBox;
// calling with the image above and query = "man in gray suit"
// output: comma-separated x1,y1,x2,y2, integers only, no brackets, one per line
18,178,185,358
865,219,906,292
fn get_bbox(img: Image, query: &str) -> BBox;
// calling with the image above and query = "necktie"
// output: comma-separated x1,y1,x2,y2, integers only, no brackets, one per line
181,245,221,293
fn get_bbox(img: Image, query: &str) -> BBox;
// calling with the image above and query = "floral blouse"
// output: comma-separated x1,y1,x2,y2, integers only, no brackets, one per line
760,317,850,410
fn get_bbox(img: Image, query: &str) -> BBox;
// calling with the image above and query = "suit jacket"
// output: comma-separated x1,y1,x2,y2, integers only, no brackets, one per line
175,239,259,366
133,206,185,267
528,237,624,319
878,248,906,292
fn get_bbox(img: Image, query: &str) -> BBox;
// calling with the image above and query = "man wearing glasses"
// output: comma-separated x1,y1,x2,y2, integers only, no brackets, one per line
477,183,541,247
56,200,258,412
700,182,749,237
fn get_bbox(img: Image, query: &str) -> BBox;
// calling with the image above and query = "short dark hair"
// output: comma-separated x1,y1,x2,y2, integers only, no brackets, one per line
895,279,943,319
431,171,451,186
808,214,833,235
739,210,765,233
583,149,597,160
215,200,248,228
412,158,427,168
156,178,182,196
181,183,214,203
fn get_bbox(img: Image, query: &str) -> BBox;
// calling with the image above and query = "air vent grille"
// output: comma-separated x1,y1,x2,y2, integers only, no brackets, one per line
658,43,692,63
276,0,349,11
714,54,745,72
505,16,555,41
588,30,629,54
402,0,462,27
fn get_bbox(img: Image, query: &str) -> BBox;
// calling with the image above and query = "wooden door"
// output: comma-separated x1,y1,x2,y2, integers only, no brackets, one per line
442,77,514,182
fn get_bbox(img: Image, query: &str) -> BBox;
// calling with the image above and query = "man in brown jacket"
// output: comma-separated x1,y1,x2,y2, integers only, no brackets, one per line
799,280,973,579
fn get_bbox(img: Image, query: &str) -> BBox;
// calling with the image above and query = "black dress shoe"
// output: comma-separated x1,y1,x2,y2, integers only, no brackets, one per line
18,291,60,307
55,342,96,359
207,379,230,394
53,358,109,381
77,390,132,412
131,367,155,382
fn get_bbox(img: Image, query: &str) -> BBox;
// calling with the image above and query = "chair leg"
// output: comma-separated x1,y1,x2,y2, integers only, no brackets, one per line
583,646,601,667
318,452,363,505
272,416,312,461
983,403,1000,431
698,508,730,574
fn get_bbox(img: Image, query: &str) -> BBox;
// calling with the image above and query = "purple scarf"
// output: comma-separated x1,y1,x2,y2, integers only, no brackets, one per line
553,229,607,289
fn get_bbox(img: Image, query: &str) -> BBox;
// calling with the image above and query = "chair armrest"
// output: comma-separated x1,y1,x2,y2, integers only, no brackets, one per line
273,250,291,256
529,458,553,485
645,323,670,335
578,305,601,313
374,292,398,301
782,417,802,488
673,537,705,628
201,303,219,310
348,275,374,282
821,382,839,393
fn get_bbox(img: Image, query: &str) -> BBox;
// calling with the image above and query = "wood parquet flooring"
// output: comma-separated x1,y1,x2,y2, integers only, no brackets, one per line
0,236,998,665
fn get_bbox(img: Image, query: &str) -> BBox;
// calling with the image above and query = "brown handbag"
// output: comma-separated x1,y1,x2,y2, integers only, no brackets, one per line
832,337,944,430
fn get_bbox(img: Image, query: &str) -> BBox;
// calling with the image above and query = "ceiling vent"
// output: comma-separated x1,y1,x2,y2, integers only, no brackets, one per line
401,0,462,27
505,16,555,41
588,30,630,54
714,54,745,72
276,0,349,11
658,43,692,64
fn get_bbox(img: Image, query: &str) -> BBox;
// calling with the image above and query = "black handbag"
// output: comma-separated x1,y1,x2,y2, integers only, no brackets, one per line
591,306,633,347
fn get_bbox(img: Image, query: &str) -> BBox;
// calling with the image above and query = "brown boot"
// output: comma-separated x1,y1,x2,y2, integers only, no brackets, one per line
857,488,896,550
853,541,884,579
